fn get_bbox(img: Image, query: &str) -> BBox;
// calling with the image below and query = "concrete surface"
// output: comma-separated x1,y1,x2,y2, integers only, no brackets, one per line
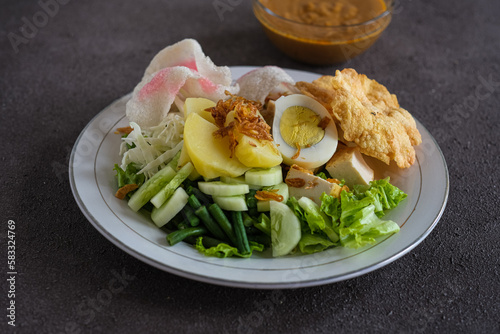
1,0,499,333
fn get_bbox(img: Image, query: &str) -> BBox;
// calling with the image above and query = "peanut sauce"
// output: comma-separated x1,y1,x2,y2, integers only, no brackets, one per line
255,0,390,64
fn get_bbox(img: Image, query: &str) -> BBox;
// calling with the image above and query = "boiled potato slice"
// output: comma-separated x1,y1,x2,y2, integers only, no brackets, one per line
184,113,250,179
183,98,216,123
225,110,283,168
177,141,191,169
234,134,283,168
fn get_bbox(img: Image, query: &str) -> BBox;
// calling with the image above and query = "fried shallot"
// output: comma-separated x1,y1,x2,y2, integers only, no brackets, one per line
207,91,274,157
255,189,284,202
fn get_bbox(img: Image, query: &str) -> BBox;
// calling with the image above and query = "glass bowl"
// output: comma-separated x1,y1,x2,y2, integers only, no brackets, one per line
253,0,394,65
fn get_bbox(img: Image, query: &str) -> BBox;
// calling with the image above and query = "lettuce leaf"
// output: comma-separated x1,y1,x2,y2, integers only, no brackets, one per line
338,204,400,249
288,178,407,252
195,237,264,258
315,171,329,180
113,163,145,189
335,178,405,249
298,197,326,233
320,193,341,223
253,213,271,236
286,197,305,222
297,197,339,242
298,233,337,254
339,191,375,229
353,177,407,217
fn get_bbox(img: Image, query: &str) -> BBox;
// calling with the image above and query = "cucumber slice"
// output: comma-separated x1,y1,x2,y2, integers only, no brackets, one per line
245,166,282,187
220,176,261,190
128,166,176,212
212,195,248,211
150,162,194,209
166,149,182,170
198,181,249,197
270,201,301,257
257,182,289,212
220,175,245,184
151,187,189,227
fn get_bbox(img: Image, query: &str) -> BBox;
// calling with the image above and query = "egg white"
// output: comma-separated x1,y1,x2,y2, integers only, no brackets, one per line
272,94,338,169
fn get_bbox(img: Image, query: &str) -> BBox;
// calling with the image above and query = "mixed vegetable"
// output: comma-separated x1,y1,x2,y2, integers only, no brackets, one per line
111,39,415,259
114,145,406,258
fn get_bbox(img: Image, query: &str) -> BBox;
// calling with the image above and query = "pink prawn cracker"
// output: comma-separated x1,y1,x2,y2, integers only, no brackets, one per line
126,39,238,128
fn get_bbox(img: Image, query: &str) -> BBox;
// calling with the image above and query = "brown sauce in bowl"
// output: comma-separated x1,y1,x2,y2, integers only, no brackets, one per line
254,0,391,64
261,0,386,26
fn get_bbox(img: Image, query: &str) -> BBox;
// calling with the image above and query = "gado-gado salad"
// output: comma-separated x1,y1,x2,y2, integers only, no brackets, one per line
113,39,421,258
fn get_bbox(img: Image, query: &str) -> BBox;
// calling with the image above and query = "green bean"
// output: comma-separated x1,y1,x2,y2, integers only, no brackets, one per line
200,236,226,248
182,177,195,187
242,212,256,227
232,211,251,255
185,185,196,196
208,204,237,245
140,201,155,214
177,222,190,230
186,186,212,206
247,234,272,248
166,226,208,246
245,189,258,216
195,206,228,241
183,235,198,245
245,225,262,235
187,194,202,210
183,235,224,248
160,212,184,232
181,204,200,226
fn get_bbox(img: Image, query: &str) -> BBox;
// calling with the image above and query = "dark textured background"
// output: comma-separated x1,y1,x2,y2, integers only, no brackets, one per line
1,0,499,333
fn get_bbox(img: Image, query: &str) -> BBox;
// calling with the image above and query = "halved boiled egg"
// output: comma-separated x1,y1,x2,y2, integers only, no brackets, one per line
272,94,338,169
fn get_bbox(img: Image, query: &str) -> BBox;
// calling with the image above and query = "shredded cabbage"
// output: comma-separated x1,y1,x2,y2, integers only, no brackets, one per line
120,112,184,179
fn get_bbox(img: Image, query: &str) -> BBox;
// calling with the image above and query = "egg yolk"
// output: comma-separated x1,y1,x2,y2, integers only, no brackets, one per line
279,106,325,148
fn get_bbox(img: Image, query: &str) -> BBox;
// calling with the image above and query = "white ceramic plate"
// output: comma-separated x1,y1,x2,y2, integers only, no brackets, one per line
69,66,449,289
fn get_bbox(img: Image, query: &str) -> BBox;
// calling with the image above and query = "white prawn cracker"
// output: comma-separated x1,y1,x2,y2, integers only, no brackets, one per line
126,39,238,128
236,66,296,103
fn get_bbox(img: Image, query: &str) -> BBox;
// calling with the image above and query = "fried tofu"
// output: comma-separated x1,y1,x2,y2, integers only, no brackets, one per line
326,145,374,188
296,69,422,168
285,164,344,205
